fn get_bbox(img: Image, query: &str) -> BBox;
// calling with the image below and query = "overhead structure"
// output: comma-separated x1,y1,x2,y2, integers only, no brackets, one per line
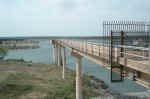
103,20,150,82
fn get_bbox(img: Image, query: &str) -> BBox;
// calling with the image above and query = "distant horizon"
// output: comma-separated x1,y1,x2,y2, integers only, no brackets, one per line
0,35,102,40
0,33,100,37
0,0,150,36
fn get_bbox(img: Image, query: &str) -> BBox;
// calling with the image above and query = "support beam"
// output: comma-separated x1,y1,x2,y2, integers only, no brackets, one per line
53,44,56,64
55,45,58,65
71,49,83,99
57,45,61,67
62,47,66,79
76,55,82,99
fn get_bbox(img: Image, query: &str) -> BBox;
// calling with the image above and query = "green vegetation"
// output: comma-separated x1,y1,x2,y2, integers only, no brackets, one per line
0,61,108,99
6,59,27,62
0,73,33,99
0,47,8,56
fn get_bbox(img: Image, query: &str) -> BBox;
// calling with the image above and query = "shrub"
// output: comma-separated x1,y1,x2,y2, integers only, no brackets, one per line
0,47,8,56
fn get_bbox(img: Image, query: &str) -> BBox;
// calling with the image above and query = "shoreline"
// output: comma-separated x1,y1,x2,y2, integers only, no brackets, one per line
0,40,40,50
0,59,149,98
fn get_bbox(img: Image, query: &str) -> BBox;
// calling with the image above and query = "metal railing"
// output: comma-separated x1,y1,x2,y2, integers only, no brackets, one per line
56,40,150,74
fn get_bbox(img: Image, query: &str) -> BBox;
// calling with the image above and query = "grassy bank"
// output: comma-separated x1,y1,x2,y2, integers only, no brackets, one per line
0,47,8,56
0,60,109,99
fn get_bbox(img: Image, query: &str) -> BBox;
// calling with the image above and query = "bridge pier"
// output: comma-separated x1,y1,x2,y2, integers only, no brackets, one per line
62,47,66,79
57,45,61,67
71,50,83,99
52,44,55,64
52,43,57,64
55,45,58,65
76,55,82,99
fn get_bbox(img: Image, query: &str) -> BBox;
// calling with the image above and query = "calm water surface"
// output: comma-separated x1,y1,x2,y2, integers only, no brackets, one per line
5,39,147,93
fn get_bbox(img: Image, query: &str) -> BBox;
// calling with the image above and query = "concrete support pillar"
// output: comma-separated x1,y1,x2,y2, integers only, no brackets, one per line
62,47,66,79
53,44,56,64
55,45,58,65
76,55,82,99
57,45,61,66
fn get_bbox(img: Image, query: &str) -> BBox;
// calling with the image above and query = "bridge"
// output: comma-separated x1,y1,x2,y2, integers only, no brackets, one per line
51,39,150,99
49,20,150,99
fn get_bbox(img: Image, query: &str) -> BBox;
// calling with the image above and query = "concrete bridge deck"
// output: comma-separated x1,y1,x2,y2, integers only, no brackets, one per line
52,40,150,89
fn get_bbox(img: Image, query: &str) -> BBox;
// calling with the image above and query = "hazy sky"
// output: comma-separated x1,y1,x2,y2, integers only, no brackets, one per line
0,0,150,36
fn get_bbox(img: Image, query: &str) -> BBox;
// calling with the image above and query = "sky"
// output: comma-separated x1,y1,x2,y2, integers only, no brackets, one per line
0,0,150,36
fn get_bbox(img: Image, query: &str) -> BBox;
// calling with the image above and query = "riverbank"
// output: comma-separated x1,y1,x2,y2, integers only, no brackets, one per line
0,60,110,99
4,39,148,95
0,40,40,50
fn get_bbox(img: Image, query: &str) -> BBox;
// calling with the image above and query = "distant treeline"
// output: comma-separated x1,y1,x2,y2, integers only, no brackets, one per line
0,40,40,50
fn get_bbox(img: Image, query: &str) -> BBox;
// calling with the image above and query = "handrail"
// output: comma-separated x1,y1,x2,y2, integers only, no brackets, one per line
58,40,149,60
117,45,148,51
80,41,149,51
120,52,148,59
